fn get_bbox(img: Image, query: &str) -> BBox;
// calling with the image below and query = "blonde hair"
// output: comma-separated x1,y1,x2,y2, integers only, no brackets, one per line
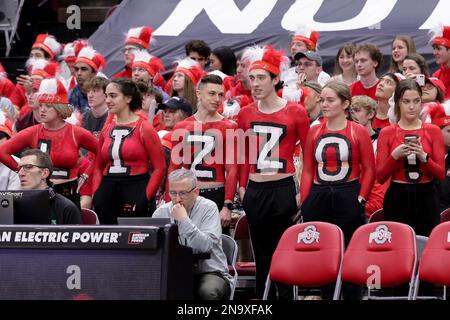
51,103,74,119
351,95,376,113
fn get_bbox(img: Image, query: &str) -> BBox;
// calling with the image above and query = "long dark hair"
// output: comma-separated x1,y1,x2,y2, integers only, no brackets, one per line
211,46,237,75
110,78,142,111
394,79,422,121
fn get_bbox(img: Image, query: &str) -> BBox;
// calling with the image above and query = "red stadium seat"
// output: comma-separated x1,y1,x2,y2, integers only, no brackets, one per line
81,208,99,225
413,221,450,300
263,222,344,300
341,222,417,300
233,214,256,288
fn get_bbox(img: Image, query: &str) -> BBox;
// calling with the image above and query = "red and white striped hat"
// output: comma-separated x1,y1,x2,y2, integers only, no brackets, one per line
430,24,450,48
32,34,62,59
0,110,13,138
422,101,450,127
62,39,89,64
248,45,290,76
26,58,59,79
37,78,69,105
125,26,153,49
75,47,106,72
292,25,320,51
174,58,205,85
132,50,164,77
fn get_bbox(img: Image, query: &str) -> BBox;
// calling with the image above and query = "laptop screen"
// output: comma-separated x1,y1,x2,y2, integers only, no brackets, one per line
0,190,51,224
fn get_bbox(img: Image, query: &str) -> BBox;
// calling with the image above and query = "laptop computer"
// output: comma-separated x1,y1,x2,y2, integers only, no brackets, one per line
0,194,14,224
0,190,51,224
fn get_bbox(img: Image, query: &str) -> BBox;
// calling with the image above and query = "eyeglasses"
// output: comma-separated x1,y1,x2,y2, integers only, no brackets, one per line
169,186,196,199
123,47,137,53
18,164,46,172
296,61,315,68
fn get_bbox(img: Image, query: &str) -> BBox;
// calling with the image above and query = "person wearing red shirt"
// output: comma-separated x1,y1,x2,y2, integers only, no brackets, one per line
0,63,22,109
300,81,375,300
351,95,389,219
428,103,450,210
301,81,375,244
92,79,165,224
430,25,450,100
15,34,62,110
0,78,98,208
169,74,238,233
237,45,310,299
373,73,401,129
377,79,445,236
350,43,382,100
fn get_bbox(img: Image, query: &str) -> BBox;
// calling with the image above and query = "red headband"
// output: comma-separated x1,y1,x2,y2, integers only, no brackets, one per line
249,60,280,76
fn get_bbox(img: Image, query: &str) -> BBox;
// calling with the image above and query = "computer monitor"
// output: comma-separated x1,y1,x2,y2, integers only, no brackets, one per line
0,190,51,224
117,217,172,226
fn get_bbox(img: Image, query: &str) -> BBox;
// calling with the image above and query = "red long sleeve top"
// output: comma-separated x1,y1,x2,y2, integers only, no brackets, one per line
168,116,238,201
93,117,166,199
237,101,310,188
0,123,98,179
376,123,445,184
300,120,375,201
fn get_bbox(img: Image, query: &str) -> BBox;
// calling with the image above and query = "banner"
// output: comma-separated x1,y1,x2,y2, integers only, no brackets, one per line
89,0,450,77
0,225,160,249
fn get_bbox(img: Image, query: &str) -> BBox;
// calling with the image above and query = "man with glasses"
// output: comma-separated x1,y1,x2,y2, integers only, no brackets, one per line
294,51,323,84
18,149,81,224
153,168,232,300
113,26,153,79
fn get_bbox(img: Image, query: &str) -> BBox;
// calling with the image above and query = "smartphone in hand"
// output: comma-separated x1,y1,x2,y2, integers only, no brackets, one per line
416,74,425,86
404,135,418,147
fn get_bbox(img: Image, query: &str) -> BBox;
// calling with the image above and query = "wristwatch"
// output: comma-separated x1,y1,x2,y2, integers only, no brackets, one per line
224,202,233,211
358,198,366,207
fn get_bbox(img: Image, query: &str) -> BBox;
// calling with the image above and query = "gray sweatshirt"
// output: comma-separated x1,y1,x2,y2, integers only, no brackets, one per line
153,196,232,284
0,161,20,190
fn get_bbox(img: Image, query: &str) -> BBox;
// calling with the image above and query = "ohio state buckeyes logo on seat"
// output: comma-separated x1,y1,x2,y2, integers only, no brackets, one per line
369,225,392,245
297,225,320,244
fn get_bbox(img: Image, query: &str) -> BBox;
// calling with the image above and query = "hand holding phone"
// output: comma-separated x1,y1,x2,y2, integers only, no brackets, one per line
404,135,418,147
416,74,425,86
